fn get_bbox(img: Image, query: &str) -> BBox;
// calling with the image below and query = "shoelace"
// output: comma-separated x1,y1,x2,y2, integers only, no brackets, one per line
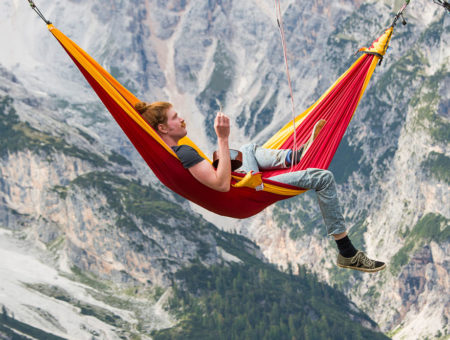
351,252,375,268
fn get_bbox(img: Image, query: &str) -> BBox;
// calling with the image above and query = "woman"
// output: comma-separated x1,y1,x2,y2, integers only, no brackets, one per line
135,101,386,273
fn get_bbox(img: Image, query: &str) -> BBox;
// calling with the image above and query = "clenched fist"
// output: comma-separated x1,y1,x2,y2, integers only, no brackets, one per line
214,112,230,139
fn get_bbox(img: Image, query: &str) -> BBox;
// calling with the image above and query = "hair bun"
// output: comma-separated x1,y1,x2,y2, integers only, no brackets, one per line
134,101,148,114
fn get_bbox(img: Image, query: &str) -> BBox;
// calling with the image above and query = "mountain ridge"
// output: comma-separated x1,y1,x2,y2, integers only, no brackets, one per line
0,0,448,339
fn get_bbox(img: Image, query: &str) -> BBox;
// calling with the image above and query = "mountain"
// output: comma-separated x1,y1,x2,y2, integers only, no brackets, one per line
0,70,386,339
0,0,448,339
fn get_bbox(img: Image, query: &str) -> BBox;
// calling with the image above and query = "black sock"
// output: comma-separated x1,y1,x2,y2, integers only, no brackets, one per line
335,236,357,258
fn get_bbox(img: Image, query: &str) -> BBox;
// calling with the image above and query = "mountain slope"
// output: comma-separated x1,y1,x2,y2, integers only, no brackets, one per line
0,86,386,338
0,0,448,339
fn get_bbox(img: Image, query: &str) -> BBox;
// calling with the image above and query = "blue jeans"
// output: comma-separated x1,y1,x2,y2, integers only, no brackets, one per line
239,143,346,235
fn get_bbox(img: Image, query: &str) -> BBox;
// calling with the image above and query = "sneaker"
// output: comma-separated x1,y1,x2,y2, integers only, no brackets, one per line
337,251,386,273
301,119,326,158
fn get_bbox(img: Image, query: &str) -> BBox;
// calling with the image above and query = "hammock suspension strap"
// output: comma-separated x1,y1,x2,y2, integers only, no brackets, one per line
433,0,450,12
358,0,410,66
391,0,410,27
27,0,52,25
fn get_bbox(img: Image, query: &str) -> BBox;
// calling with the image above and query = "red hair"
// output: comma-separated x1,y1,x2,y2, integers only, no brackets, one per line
134,101,172,131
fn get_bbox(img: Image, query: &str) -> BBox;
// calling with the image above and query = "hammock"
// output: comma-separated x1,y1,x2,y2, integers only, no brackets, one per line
46,24,393,219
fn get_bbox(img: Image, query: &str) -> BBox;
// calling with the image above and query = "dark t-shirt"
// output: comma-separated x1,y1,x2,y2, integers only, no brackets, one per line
172,145,205,169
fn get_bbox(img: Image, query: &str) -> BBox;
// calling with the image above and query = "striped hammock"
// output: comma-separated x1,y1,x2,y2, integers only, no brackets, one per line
47,24,393,218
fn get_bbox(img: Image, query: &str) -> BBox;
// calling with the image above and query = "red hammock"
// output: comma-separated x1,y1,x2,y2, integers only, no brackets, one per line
47,24,393,218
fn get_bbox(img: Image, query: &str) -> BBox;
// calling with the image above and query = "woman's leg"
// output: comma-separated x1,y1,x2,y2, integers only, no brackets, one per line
269,168,386,272
268,168,346,235
239,143,290,173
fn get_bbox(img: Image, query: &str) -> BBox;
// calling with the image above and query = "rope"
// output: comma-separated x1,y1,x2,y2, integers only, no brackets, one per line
391,0,410,27
27,0,52,25
433,0,450,12
274,0,298,169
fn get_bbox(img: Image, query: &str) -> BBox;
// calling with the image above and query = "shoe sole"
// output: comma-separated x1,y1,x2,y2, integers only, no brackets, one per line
301,120,327,158
312,119,326,139
337,263,386,273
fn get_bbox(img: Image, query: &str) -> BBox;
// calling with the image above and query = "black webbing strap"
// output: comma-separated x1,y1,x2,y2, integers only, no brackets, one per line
361,51,385,66
27,0,52,25
433,0,450,12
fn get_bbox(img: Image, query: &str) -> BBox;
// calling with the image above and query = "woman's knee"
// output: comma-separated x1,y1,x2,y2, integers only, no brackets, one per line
239,143,257,153
308,168,335,189
321,170,335,183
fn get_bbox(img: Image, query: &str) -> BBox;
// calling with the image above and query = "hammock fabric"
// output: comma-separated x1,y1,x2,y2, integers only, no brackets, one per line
47,24,393,219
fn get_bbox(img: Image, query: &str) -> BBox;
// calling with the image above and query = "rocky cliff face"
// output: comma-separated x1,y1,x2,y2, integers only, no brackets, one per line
0,68,262,338
0,0,448,339
239,2,450,338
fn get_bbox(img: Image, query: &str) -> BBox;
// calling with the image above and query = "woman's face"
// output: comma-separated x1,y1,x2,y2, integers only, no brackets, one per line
160,106,187,140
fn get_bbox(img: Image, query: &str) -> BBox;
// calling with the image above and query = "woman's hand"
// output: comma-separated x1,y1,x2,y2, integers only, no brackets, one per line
187,112,231,192
214,112,230,139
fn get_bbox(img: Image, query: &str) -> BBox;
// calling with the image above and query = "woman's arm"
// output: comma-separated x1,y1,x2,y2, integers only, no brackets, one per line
188,112,231,192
